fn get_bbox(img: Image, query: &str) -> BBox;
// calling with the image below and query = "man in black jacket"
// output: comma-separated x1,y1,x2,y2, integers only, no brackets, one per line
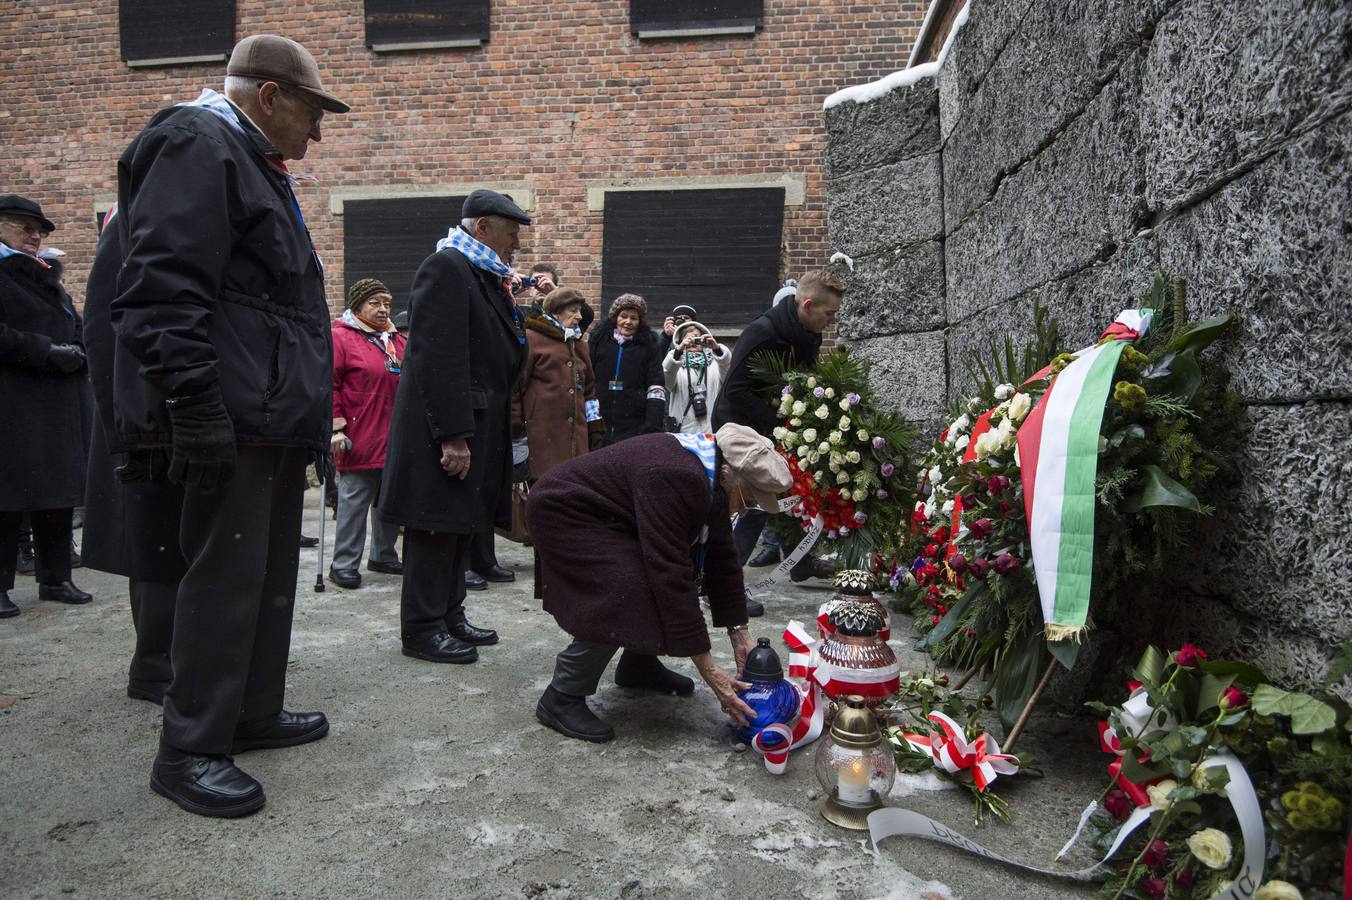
712,270,844,578
108,35,349,818
378,190,529,665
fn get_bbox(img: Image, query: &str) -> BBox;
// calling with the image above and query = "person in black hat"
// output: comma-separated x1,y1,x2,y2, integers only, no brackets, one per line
658,303,699,359
378,189,530,664
0,195,95,619
106,33,349,818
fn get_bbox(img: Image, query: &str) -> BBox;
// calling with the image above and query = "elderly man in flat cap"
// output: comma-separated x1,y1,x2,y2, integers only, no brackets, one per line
379,190,532,665
105,34,348,818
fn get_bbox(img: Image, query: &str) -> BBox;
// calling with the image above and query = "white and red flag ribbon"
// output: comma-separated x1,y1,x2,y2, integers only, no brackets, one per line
1017,309,1154,640
900,710,1019,791
752,620,827,774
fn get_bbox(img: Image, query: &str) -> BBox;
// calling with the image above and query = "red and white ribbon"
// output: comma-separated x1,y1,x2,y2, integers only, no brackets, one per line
751,621,828,775
900,711,1019,791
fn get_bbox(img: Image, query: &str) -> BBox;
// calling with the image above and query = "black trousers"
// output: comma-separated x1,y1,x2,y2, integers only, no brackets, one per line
0,508,72,590
162,445,306,755
469,530,498,572
129,578,176,694
401,528,473,641
732,508,768,566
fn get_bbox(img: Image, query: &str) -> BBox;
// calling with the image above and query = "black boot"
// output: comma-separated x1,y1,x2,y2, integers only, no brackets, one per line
614,652,695,696
150,744,266,818
38,581,92,605
447,612,498,646
747,544,783,568
0,591,18,618
535,686,615,743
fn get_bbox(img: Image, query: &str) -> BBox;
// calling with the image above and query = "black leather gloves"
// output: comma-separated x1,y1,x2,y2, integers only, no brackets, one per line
46,343,86,374
164,385,236,491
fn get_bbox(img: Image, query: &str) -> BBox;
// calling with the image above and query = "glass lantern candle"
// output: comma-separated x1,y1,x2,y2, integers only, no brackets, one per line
735,637,801,746
814,695,897,829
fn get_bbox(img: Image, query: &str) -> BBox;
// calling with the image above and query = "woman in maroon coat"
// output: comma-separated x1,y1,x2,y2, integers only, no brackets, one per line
328,278,407,588
527,424,793,743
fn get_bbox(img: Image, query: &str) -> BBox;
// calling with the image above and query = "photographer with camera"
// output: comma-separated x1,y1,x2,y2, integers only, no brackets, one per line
663,318,729,435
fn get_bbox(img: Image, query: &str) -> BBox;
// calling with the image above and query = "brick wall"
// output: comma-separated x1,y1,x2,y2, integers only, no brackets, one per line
0,0,926,319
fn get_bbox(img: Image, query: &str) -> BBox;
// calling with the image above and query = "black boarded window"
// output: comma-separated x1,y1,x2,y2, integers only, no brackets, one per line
120,0,235,67
343,196,467,315
364,0,491,51
630,0,763,38
601,188,784,328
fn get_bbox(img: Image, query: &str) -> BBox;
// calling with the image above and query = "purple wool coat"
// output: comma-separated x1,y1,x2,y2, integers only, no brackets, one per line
525,433,749,656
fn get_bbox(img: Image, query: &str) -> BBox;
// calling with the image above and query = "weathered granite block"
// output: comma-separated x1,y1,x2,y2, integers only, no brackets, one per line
944,1,1167,230
945,55,1146,322
1157,114,1352,402
843,331,948,431
945,295,1037,402
826,153,943,258
951,0,1038,102
1142,0,1352,212
836,241,946,341
1177,401,1351,646
824,79,939,179
936,48,962,145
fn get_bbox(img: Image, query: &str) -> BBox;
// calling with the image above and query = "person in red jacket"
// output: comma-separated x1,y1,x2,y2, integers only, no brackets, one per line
329,278,407,589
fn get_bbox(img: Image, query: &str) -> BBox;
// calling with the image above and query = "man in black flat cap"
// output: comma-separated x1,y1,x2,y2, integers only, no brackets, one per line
379,190,531,664
106,33,349,818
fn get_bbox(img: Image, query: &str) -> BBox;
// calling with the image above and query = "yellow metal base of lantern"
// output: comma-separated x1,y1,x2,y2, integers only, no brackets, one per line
819,795,881,831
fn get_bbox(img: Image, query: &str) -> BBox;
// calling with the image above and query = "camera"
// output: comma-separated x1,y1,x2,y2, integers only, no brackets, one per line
690,390,708,418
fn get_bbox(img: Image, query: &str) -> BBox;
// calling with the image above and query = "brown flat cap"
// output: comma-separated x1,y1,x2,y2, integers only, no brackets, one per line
228,34,350,114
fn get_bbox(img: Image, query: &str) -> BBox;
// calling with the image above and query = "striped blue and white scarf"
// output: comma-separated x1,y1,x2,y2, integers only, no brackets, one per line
436,226,514,279
671,432,718,493
0,243,48,268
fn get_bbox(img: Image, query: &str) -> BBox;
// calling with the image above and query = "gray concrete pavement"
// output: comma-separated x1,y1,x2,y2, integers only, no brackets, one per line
0,489,1104,899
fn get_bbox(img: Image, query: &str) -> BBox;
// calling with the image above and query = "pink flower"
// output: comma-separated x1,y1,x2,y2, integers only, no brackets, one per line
1139,876,1166,900
986,474,1011,495
993,553,1021,575
1221,686,1249,709
968,518,993,540
1142,840,1170,872
813,386,825,398
1103,789,1133,820
880,463,895,478
1174,643,1207,668
846,392,861,405
875,488,888,499
854,511,868,525
872,436,885,449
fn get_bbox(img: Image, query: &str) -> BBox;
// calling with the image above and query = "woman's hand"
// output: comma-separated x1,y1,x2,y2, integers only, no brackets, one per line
692,651,755,726
330,431,351,456
729,627,755,677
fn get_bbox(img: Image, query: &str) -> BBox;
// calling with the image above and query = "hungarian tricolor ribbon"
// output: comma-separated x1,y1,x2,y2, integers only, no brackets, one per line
751,621,827,774
900,710,1019,791
1017,308,1154,641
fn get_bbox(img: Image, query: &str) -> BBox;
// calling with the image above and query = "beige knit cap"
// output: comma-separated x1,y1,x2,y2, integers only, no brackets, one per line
715,424,792,512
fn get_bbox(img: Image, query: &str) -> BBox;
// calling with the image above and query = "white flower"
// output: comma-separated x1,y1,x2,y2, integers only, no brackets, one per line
851,488,867,502
778,398,791,415
914,501,926,513
829,431,843,445
941,499,954,515
772,426,788,441
973,430,1000,460
815,404,830,420
1147,779,1178,811
802,428,818,444
790,417,802,427
1007,392,1032,422
836,470,850,485
955,434,970,452
792,401,806,416
923,501,936,519
838,524,850,534
846,450,861,464
796,445,809,458
995,417,1017,449
818,441,831,454
1013,443,1020,467
824,387,836,399
856,429,869,442
807,451,820,465
1254,881,1303,900
1186,828,1233,870
927,465,943,485
828,460,840,473
994,383,1014,401
839,399,851,412
782,432,800,447
838,416,852,431
806,377,817,389
1098,435,1108,454
1190,764,1226,794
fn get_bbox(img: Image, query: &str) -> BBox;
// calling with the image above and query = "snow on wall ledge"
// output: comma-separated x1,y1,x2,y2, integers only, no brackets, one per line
822,2,969,109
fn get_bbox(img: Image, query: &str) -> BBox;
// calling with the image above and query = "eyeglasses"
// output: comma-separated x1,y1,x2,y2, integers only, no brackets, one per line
0,219,49,237
363,298,393,309
277,85,324,126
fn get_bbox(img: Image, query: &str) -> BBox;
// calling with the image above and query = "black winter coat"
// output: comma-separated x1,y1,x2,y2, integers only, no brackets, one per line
378,248,526,533
712,299,821,436
81,220,187,581
0,249,92,511
108,101,331,451
587,323,664,445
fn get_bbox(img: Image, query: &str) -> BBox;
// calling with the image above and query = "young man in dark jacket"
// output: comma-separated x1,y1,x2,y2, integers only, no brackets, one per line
711,270,844,579
108,35,349,818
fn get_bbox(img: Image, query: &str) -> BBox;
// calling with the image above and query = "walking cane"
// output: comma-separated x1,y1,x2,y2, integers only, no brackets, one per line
314,453,328,592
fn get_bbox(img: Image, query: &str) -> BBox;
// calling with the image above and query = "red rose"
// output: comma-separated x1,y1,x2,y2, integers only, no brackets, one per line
1173,867,1196,889
993,553,1021,575
1142,840,1169,872
1139,876,1166,900
918,564,941,583
1174,643,1207,668
931,615,939,625
1221,686,1249,709
911,510,927,527
967,558,990,579
997,499,1017,518
969,518,993,540
924,543,940,559
1103,789,1133,820
948,552,968,574
986,474,1011,495
929,525,949,543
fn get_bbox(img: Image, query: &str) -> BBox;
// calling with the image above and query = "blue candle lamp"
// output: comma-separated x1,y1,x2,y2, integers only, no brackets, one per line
736,637,801,745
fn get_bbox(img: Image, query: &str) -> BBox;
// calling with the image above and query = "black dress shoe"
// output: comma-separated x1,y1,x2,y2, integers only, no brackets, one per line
747,545,783,568
299,534,320,548
366,559,403,575
615,652,694,696
464,569,488,591
38,581,92,605
448,619,498,646
789,556,836,583
127,682,167,704
536,686,615,743
402,631,478,664
150,746,265,818
746,597,765,617
232,710,329,753
472,564,515,583
0,592,18,619
328,567,361,589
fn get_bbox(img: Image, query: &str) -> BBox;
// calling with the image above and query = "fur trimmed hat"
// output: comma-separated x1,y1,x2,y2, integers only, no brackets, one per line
544,287,587,316
347,277,391,311
607,293,647,323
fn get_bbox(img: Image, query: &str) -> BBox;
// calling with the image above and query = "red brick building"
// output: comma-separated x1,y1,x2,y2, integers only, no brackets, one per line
1,1,923,326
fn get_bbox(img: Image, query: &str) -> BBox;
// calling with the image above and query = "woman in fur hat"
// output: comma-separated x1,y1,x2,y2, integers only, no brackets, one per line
586,293,665,446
